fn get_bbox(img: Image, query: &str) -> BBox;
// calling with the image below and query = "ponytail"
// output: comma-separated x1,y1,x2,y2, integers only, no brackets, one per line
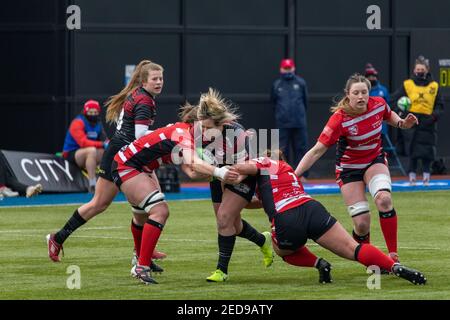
105,60,164,123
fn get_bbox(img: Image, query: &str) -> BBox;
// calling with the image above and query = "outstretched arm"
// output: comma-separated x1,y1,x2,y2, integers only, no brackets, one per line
386,111,418,129
181,164,211,181
294,141,328,177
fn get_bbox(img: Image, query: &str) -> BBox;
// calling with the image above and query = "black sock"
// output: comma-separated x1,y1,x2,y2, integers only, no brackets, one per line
217,234,236,274
54,209,87,244
236,219,265,247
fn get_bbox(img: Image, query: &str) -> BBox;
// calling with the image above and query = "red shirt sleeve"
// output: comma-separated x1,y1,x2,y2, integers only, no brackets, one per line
383,102,392,120
318,112,342,147
69,119,103,149
253,157,279,175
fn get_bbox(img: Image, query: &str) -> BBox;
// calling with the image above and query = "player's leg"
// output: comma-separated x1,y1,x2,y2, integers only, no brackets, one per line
273,205,332,283
47,176,118,262
364,163,398,261
121,172,168,284
315,221,426,285
340,181,371,244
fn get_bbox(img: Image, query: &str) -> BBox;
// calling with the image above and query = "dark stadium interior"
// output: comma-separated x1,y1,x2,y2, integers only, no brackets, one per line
1,0,449,177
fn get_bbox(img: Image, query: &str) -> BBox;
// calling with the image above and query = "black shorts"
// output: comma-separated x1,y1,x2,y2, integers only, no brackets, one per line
63,150,77,164
209,175,256,203
337,153,387,186
273,200,337,251
98,138,127,182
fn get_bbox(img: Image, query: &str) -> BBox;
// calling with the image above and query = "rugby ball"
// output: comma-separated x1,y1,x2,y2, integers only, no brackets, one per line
397,96,411,112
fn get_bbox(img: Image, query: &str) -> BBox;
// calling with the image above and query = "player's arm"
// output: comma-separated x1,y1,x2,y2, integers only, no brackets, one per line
231,162,258,175
181,164,211,181
386,110,418,129
135,100,156,139
182,147,238,183
294,141,328,177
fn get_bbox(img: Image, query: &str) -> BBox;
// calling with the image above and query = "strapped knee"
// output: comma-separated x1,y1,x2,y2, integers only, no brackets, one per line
347,201,370,217
138,190,166,213
131,205,146,215
368,174,391,199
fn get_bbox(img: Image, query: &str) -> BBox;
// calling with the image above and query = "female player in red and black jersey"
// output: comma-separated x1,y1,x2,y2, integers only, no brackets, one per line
295,74,418,264
231,151,426,285
47,60,166,270
110,118,240,284
194,89,274,283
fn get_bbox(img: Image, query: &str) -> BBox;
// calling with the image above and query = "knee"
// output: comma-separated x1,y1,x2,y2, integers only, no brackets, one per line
149,204,169,223
90,198,110,213
354,219,371,235
85,147,97,157
216,211,234,231
375,191,392,211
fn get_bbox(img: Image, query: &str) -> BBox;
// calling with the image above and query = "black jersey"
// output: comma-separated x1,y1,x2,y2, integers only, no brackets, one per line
202,122,250,167
113,87,156,144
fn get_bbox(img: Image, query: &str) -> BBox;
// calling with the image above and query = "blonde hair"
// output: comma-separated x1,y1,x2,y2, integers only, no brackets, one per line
105,60,164,123
196,88,239,126
178,103,198,123
330,73,371,116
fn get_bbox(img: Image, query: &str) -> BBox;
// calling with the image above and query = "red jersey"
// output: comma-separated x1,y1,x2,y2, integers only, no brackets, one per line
318,96,391,172
254,157,313,220
114,122,193,174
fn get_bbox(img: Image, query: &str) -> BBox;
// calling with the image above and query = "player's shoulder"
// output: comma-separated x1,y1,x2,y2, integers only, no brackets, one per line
368,96,387,107
134,88,155,106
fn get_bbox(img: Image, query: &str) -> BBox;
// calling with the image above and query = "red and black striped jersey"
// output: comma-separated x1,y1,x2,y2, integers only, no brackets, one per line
114,122,193,173
114,86,156,144
318,96,391,172
254,157,313,220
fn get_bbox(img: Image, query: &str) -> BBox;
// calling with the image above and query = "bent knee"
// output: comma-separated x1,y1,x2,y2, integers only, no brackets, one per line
354,220,371,235
375,191,392,211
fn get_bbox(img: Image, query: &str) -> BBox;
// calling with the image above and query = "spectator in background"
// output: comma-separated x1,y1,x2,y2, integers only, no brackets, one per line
0,153,42,198
365,63,390,103
62,100,107,193
391,55,445,186
270,58,309,180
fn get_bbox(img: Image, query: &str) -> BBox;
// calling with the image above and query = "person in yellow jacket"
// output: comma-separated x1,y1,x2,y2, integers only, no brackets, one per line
391,55,444,185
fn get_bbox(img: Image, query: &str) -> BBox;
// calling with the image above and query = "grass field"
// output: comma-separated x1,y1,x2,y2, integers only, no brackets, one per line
0,191,449,300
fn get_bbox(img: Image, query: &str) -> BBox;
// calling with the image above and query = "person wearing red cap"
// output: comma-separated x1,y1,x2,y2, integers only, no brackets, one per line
270,58,309,179
365,63,390,104
62,99,107,193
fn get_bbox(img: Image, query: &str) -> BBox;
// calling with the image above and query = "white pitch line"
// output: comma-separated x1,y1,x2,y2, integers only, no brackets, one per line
0,197,210,209
0,230,444,250
0,226,125,234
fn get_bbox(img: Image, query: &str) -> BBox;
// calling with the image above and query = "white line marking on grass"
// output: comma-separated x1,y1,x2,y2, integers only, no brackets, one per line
0,230,444,251
0,198,210,209
0,226,125,234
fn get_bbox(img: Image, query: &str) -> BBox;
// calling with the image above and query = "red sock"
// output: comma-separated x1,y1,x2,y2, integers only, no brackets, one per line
379,209,398,255
282,246,318,267
138,220,163,267
355,244,395,271
352,230,370,244
130,220,143,257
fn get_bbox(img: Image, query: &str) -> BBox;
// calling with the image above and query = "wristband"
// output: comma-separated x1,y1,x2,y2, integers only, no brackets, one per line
397,120,403,129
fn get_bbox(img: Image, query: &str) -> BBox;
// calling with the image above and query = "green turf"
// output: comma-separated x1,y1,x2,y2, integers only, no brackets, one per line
0,191,449,300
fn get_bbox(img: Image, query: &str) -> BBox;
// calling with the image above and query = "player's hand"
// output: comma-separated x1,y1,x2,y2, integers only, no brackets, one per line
401,113,419,129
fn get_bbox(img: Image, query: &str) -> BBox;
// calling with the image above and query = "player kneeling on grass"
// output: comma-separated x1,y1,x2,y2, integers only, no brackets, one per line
111,121,239,285
230,150,426,286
